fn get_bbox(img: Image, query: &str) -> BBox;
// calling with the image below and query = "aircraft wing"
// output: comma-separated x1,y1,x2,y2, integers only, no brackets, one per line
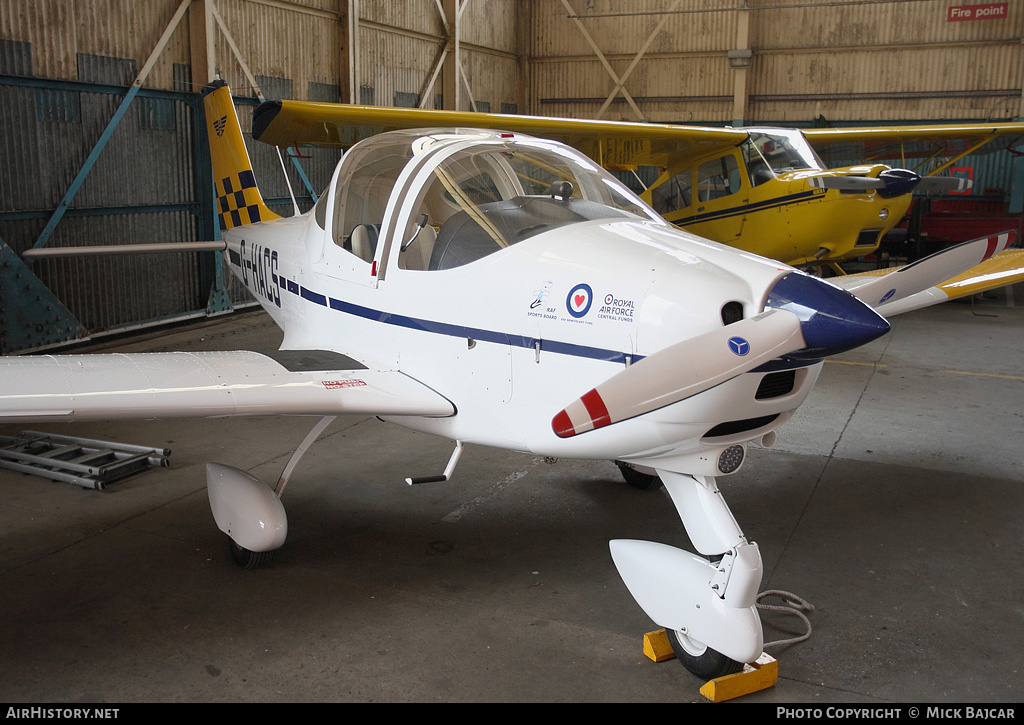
0,349,455,424
826,232,1024,316
251,100,746,169
804,122,1024,170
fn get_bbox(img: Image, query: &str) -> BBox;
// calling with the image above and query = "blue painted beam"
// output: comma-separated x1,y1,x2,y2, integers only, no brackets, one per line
0,74,195,103
1,203,203,222
287,152,319,202
33,84,142,249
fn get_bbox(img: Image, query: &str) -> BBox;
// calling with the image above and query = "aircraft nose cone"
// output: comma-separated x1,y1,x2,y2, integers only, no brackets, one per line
877,168,920,198
765,272,890,359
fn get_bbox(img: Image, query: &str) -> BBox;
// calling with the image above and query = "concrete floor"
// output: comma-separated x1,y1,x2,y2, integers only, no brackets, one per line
1,289,1022,703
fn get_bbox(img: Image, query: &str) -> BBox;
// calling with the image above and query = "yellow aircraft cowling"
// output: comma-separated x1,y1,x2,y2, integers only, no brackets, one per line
763,167,911,266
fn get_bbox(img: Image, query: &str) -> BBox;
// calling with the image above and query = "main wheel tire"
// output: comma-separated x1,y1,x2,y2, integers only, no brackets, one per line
615,462,663,491
667,628,744,680
228,538,274,569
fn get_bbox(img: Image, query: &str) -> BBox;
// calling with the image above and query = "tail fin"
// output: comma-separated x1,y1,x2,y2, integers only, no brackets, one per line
202,80,280,230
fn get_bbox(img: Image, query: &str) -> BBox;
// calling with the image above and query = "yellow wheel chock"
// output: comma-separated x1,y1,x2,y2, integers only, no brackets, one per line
643,629,778,702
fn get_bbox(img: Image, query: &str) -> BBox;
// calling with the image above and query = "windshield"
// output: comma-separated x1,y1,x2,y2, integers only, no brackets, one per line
741,129,825,186
400,136,662,271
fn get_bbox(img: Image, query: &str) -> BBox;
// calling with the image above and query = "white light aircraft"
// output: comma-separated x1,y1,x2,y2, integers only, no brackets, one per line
0,81,1014,680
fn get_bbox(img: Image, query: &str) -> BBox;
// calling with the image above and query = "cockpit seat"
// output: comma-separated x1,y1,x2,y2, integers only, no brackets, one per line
350,224,379,263
428,211,503,271
402,223,436,271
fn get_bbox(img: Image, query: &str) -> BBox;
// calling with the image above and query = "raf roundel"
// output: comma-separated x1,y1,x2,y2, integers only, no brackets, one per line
566,283,593,318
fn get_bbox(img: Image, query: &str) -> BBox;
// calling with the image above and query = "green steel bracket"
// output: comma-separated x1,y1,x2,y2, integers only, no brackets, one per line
205,246,234,316
0,238,87,353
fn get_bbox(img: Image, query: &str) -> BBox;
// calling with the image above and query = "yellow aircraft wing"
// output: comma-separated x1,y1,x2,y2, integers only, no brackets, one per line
804,122,1024,175
251,100,746,169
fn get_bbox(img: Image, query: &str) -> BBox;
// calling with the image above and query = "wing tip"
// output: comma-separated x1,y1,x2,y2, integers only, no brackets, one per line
252,99,285,145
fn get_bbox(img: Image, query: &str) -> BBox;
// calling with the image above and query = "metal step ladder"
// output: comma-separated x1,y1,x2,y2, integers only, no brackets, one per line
0,431,170,490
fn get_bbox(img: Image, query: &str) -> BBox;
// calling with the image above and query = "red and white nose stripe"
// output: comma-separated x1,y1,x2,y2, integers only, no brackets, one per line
552,389,610,438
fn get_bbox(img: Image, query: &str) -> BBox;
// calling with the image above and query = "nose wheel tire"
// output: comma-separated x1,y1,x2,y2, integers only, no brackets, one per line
228,538,275,569
667,628,744,680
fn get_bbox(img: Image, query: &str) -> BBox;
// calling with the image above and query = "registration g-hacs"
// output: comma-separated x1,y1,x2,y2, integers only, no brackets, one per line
0,81,1013,680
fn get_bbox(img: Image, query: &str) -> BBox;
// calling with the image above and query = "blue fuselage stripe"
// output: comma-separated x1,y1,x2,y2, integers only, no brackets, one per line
241,266,814,373
672,190,819,226
286,278,631,364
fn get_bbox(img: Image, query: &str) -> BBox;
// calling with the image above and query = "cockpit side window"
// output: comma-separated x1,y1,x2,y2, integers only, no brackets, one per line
331,145,412,263
313,187,330,229
697,155,741,202
650,166,692,214
742,139,774,187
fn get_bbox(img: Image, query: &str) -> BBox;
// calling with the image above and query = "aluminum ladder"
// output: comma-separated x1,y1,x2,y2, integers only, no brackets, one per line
0,431,170,490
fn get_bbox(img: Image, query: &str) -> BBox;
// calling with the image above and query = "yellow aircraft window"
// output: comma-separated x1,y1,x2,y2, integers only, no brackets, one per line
742,140,773,188
650,167,692,215
743,129,825,177
697,155,741,202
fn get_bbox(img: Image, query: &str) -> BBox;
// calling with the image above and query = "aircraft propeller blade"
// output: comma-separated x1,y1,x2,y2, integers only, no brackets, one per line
808,169,971,197
552,309,805,438
915,175,972,193
833,230,1016,309
552,272,891,438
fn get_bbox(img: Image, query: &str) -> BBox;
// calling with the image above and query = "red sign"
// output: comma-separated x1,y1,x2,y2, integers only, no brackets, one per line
948,3,1008,21
950,167,972,196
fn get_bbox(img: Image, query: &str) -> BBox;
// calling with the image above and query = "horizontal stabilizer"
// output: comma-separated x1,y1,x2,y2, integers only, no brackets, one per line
0,350,454,423
21,242,226,259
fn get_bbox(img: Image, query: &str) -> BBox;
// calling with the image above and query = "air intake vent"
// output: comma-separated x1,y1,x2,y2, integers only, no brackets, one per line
855,229,881,247
704,414,779,439
721,301,744,326
755,370,796,400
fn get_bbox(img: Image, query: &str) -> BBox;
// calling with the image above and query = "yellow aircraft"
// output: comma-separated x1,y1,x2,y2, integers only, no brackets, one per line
252,101,1024,294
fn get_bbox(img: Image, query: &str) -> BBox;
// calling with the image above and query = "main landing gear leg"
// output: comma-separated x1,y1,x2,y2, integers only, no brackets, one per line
207,416,336,568
610,470,763,679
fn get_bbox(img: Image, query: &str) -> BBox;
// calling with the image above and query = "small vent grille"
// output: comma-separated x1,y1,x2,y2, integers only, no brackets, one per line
755,370,796,400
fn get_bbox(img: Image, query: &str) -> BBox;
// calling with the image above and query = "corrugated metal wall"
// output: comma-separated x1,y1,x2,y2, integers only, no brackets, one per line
530,0,1024,124
530,0,739,121
750,0,1023,123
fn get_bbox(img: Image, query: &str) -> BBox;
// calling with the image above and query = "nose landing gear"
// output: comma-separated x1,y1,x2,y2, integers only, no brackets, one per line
610,469,764,680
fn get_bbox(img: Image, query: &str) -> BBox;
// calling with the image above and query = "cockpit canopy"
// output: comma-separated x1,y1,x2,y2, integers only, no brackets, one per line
316,129,664,272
